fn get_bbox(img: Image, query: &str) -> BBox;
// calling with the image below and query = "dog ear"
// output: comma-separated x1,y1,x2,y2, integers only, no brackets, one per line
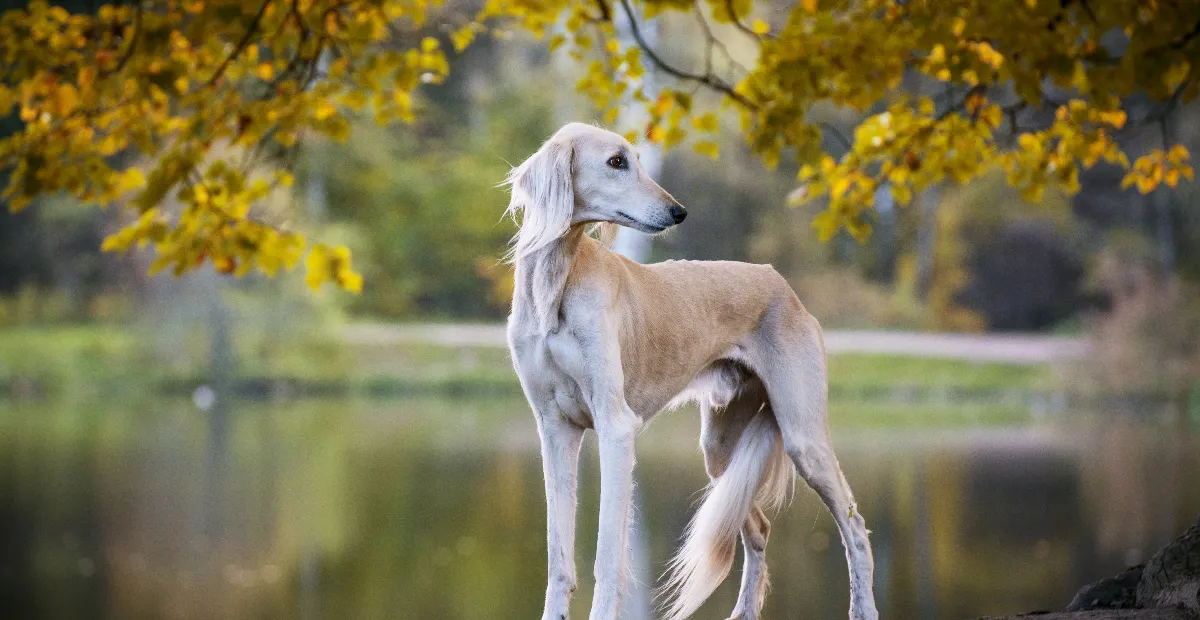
503,137,576,333
504,138,575,261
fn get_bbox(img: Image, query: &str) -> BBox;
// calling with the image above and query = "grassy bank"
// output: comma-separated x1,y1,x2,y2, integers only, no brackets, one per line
0,325,1056,403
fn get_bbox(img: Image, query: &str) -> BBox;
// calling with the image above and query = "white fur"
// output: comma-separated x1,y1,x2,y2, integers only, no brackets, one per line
661,410,783,620
505,123,878,620
505,138,576,261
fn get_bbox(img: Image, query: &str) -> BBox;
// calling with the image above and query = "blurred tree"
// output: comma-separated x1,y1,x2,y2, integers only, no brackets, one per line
936,174,1087,330
3,0,1200,292
0,206,49,295
304,83,551,318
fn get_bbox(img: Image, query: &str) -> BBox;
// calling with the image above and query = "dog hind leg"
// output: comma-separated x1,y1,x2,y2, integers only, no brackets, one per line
681,381,781,620
759,322,878,620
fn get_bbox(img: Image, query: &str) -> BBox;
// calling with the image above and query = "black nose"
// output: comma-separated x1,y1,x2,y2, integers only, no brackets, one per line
669,204,687,224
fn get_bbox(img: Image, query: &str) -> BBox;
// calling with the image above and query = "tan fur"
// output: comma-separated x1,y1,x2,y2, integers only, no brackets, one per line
566,237,796,417
505,123,878,620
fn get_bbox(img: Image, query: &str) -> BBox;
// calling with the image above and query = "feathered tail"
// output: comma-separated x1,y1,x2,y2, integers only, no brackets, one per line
660,410,795,620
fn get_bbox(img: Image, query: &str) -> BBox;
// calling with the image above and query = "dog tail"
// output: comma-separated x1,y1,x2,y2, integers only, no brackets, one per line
660,410,794,620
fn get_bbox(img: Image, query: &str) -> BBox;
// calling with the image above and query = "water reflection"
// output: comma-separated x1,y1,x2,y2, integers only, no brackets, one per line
0,397,1197,620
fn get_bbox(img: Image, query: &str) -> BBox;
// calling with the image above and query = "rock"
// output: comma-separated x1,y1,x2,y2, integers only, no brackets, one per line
1137,516,1200,615
976,610,1195,619
1066,565,1146,611
978,515,1200,620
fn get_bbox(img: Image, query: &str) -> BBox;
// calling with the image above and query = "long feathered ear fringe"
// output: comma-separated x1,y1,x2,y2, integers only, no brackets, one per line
502,138,575,263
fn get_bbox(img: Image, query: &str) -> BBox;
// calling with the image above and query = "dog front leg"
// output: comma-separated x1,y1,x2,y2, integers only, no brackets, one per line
589,409,640,620
537,413,585,620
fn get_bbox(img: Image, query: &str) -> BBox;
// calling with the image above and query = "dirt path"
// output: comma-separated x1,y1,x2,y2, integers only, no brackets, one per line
342,323,1088,363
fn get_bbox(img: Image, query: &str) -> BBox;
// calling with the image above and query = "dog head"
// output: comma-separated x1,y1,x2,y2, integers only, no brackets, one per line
505,122,686,260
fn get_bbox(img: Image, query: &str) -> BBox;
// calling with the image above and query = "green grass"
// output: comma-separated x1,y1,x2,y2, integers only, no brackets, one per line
828,400,1033,428
0,326,144,388
0,325,1055,403
828,354,1050,392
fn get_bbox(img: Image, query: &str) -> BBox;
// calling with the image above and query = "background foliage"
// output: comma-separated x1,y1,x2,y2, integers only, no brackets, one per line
4,0,1200,392
5,0,1200,290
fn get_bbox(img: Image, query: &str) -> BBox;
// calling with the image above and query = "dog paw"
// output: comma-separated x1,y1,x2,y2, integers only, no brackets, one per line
848,602,879,620
848,609,879,620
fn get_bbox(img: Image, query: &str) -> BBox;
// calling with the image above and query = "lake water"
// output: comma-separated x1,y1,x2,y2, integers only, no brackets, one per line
1,395,1198,620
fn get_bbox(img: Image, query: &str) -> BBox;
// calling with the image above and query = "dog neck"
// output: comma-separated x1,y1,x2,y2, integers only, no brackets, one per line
512,224,587,334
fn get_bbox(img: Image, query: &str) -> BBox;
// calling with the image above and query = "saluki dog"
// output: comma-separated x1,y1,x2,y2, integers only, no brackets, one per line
504,123,877,620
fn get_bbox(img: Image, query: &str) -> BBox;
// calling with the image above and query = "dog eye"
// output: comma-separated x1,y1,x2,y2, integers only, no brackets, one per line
606,155,627,169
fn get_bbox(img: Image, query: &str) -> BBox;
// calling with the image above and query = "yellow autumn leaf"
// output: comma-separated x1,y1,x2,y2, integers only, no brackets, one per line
76,66,95,93
663,126,687,149
1164,61,1190,91
338,270,364,293
55,83,79,117
693,140,720,160
651,96,672,118
928,44,946,65
115,168,146,193
314,101,338,120
305,244,330,292
812,211,839,241
691,112,719,132
979,104,1003,128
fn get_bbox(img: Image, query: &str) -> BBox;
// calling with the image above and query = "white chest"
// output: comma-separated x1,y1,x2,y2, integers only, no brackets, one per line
508,328,595,429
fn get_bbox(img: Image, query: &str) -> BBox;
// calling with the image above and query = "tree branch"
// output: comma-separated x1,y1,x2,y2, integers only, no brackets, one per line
207,0,273,87
820,122,852,153
110,1,143,75
723,0,768,40
594,0,612,23
1169,17,1200,49
616,0,755,109
691,4,750,81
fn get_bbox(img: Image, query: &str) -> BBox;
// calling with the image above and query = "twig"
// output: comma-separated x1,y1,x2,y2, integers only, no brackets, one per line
691,4,751,78
207,0,272,87
820,122,852,153
693,4,714,78
616,0,755,109
1169,17,1200,49
594,0,611,22
724,0,766,40
110,1,143,74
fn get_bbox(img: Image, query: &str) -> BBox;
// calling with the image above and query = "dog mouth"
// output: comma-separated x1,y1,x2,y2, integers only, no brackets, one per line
615,210,669,233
